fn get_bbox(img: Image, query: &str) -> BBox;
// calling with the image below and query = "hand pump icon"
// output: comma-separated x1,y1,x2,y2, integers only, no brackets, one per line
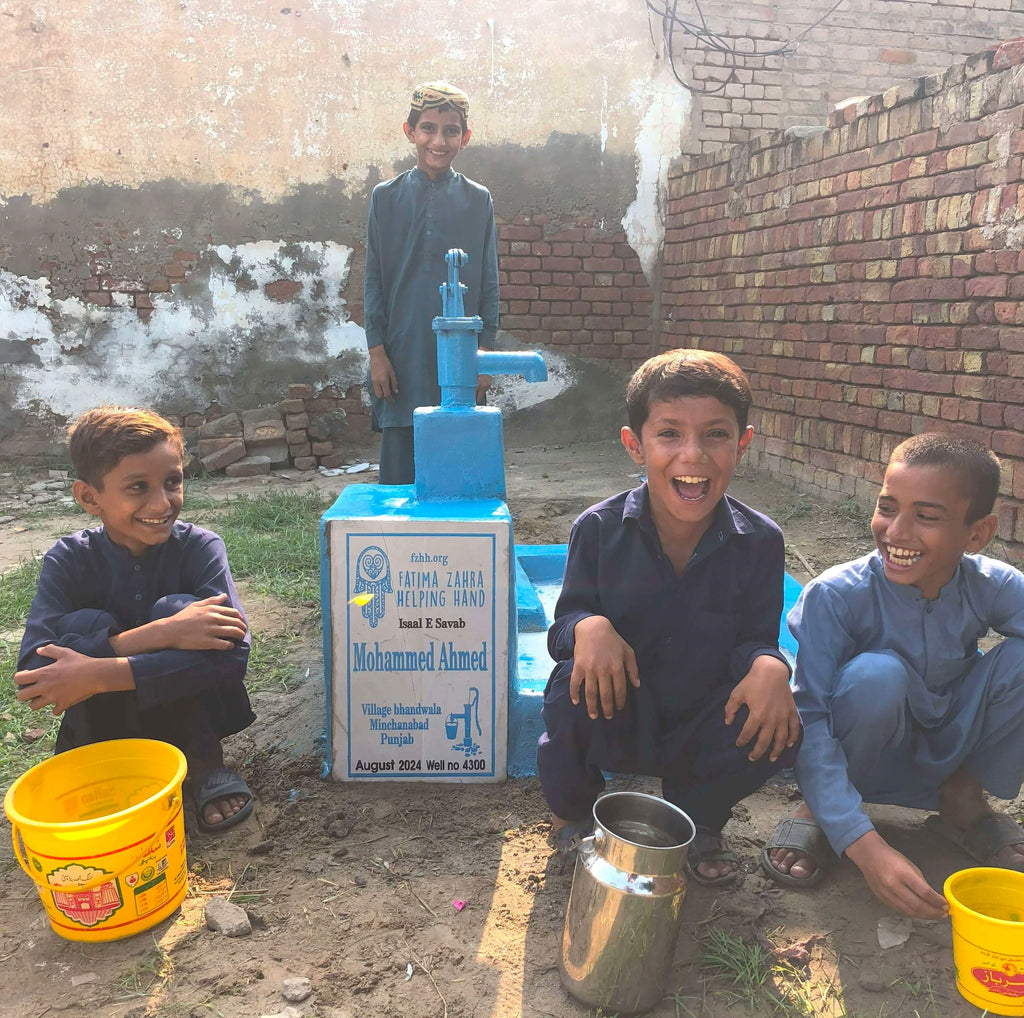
446,687,481,757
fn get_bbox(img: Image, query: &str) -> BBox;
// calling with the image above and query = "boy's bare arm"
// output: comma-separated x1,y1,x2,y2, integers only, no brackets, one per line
15,646,134,715
845,830,949,919
570,615,640,720
108,594,247,655
725,654,799,762
368,346,398,401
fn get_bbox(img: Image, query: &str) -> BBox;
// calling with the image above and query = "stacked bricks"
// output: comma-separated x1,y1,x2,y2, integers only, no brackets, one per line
82,234,196,322
496,214,655,366
664,0,1024,155
662,37,1024,563
187,384,372,476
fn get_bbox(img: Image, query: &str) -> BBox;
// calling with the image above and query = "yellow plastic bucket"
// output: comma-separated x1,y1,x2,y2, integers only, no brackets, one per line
945,867,1024,1015
4,739,188,943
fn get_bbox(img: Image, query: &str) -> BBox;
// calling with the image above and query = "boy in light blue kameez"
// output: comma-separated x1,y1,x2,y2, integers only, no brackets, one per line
763,433,1024,920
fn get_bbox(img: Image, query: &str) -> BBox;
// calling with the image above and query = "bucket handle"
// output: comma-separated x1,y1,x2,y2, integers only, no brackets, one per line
11,791,181,895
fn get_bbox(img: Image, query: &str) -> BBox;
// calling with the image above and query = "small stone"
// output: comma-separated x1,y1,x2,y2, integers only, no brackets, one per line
857,972,888,992
225,455,272,478
249,841,275,856
353,874,367,887
21,728,47,743
259,1009,303,1018
293,456,317,471
205,897,252,937
281,976,313,1002
70,972,97,987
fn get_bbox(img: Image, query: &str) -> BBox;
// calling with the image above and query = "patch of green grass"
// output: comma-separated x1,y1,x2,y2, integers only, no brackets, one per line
0,556,43,631
774,492,816,524
700,929,814,1017
247,633,305,694
205,491,328,605
0,637,60,789
832,496,871,526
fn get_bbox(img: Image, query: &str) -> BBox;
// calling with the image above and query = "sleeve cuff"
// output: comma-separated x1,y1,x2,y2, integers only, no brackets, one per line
827,814,876,857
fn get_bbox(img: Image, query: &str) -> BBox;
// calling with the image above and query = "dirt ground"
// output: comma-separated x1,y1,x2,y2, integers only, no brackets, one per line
0,437,1015,1018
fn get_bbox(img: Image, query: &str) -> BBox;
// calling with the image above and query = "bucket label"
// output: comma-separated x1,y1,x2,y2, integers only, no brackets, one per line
972,966,1024,998
132,870,169,918
47,864,123,928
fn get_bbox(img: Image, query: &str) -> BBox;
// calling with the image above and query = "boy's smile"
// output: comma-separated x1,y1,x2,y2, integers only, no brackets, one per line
622,396,753,546
404,109,470,179
72,440,184,557
871,461,996,599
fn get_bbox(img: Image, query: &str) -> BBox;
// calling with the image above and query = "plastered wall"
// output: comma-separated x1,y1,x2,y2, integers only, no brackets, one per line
2,0,1022,457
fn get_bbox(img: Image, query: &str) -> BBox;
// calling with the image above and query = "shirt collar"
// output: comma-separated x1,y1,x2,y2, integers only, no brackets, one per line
411,167,455,185
622,484,744,540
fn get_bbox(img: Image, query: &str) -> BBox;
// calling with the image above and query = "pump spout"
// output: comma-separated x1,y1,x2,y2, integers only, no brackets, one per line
477,350,548,383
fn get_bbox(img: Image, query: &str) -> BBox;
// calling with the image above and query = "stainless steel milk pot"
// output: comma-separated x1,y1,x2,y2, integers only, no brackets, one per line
559,791,696,1014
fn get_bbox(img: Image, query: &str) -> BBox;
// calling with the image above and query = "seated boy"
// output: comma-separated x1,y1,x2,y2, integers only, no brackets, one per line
537,349,800,884
14,407,256,833
764,433,1024,919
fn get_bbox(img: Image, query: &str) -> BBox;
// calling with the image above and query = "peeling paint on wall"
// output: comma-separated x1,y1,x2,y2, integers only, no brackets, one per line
621,64,692,284
0,242,366,420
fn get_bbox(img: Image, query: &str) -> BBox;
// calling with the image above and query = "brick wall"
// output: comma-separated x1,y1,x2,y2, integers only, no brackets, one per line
663,39,1024,562
496,215,655,362
670,0,1023,154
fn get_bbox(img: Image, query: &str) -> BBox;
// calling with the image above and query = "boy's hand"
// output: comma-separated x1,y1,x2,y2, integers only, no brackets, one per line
15,645,106,715
725,655,799,762
570,615,640,720
475,373,492,405
846,830,949,919
369,347,398,401
158,593,247,650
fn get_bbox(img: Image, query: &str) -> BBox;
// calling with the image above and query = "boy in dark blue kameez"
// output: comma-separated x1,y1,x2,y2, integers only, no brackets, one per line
537,350,799,884
364,80,498,483
15,407,255,833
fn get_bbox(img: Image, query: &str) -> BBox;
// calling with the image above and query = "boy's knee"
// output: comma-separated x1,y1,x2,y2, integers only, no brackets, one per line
56,608,120,637
833,652,910,725
150,593,200,621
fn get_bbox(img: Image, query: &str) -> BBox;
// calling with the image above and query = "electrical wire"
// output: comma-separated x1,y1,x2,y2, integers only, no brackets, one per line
647,0,846,94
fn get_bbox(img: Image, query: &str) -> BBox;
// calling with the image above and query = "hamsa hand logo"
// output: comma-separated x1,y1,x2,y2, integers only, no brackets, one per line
354,546,392,628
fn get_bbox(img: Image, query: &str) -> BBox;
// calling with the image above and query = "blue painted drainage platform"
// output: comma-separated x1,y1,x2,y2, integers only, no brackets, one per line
507,544,803,778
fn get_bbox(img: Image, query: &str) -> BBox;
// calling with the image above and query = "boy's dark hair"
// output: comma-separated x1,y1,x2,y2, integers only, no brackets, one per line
890,432,1001,522
68,406,184,488
626,348,753,434
406,102,468,133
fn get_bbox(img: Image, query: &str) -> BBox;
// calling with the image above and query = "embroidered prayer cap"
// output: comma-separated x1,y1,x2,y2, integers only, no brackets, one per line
409,81,470,120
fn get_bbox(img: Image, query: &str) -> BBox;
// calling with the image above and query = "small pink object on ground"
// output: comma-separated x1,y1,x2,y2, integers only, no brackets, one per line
452,900,467,912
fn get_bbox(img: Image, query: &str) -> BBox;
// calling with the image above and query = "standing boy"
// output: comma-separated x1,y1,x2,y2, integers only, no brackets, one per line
15,407,255,833
364,80,498,484
537,349,800,884
764,434,1024,919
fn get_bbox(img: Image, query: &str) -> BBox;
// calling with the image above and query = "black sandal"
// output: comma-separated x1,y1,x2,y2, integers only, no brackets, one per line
686,826,740,887
193,766,254,834
760,816,830,887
